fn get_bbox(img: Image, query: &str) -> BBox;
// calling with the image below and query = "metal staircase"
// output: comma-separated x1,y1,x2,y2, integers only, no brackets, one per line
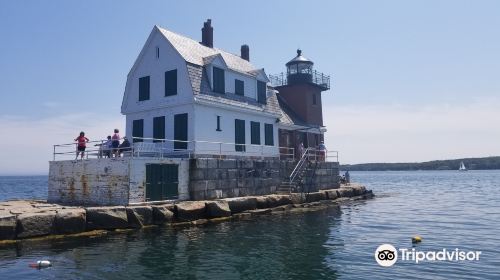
277,148,317,194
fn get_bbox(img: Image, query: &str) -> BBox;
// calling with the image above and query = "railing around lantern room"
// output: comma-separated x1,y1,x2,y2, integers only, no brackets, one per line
269,70,331,90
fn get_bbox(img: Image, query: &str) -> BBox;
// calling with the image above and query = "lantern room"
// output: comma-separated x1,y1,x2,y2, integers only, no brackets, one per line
286,49,314,85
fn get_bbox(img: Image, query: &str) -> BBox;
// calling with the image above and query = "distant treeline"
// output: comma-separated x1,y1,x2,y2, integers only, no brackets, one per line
340,156,500,171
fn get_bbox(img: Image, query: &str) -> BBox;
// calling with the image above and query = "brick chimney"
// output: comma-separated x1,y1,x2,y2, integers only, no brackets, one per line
241,44,249,61
201,19,213,48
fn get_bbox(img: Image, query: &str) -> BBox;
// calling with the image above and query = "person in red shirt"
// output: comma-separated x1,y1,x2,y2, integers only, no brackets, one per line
75,131,89,160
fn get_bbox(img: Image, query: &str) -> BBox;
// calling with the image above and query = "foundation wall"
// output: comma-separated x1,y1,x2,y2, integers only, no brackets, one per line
188,158,339,200
48,158,190,206
48,158,339,205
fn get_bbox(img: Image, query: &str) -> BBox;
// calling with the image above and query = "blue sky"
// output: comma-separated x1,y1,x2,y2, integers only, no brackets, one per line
0,0,499,174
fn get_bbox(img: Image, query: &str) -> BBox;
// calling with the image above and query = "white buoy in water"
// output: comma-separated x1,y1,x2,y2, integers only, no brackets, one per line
29,260,51,269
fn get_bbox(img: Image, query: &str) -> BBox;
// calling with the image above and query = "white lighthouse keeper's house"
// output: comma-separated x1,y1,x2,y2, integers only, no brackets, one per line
121,19,281,158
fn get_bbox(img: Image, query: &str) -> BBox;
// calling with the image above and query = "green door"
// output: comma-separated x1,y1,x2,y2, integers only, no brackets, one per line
145,164,179,201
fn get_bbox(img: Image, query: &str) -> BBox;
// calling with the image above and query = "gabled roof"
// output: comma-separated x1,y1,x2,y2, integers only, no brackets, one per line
157,26,257,74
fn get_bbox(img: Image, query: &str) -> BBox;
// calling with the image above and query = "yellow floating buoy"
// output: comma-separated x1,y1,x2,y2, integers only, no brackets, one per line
412,235,422,244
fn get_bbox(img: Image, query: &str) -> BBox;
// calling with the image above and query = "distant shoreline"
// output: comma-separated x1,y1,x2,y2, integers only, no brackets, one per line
341,156,500,171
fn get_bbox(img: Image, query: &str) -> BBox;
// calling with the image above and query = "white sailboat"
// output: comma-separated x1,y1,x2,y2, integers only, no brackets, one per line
459,161,468,171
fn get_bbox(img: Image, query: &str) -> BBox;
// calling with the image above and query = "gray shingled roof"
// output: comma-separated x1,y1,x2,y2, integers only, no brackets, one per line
158,26,256,74
186,63,281,116
159,25,285,119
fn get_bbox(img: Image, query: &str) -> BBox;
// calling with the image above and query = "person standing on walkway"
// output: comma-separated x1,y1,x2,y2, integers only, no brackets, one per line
111,129,121,157
318,141,327,162
75,132,89,160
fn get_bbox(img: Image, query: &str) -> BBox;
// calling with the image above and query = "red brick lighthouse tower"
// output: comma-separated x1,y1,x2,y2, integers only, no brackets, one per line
270,49,330,153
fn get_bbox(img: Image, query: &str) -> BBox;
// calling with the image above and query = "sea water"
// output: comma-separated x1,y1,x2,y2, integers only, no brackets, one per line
0,171,498,279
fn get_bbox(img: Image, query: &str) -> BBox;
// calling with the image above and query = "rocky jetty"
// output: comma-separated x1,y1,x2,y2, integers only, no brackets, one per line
0,184,371,242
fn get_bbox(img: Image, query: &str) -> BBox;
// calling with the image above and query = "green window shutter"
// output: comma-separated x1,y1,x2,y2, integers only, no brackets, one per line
250,121,260,145
153,116,165,142
235,79,244,96
132,119,144,142
165,69,177,96
139,76,150,101
213,67,225,93
235,119,245,152
264,123,274,146
257,81,266,104
174,113,188,150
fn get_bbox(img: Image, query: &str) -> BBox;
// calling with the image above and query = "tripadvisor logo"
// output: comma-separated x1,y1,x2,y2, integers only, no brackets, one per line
375,244,398,267
375,244,482,267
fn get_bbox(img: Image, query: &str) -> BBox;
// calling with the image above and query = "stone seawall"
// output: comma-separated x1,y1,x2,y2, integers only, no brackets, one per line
189,158,340,200
0,184,369,242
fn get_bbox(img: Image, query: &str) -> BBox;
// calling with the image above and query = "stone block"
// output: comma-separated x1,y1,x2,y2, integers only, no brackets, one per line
190,180,216,192
315,169,328,176
0,213,17,240
255,196,269,209
126,206,153,228
54,208,86,234
206,158,218,169
86,206,128,230
267,195,293,208
306,192,327,203
338,187,354,198
351,185,367,196
176,201,207,221
269,160,280,169
218,159,236,169
190,191,206,201
217,169,227,180
324,190,339,200
255,161,266,169
191,169,207,181
225,197,257,213
206,169,218,180
227,169,239,179
16,212,56,238
195,158,208,169
290,193,306,204
205,201,231,218
243,178,255,189
240,159,254,169
152,205,174,224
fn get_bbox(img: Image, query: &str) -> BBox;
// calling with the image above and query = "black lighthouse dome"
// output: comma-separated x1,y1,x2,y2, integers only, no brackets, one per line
286,49,314,84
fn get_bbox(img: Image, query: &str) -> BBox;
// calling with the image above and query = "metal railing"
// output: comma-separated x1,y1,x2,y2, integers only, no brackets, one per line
53,137,339,162
53,137,296,161
289,148,312,184
269,70,331,90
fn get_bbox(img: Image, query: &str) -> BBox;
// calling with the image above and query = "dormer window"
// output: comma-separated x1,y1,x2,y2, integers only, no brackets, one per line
235,79,244,96
257,81,266,104
213,67,225,94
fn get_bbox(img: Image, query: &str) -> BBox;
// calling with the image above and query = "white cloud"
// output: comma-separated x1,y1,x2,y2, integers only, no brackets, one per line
0,113,124,175
323,98,500,164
